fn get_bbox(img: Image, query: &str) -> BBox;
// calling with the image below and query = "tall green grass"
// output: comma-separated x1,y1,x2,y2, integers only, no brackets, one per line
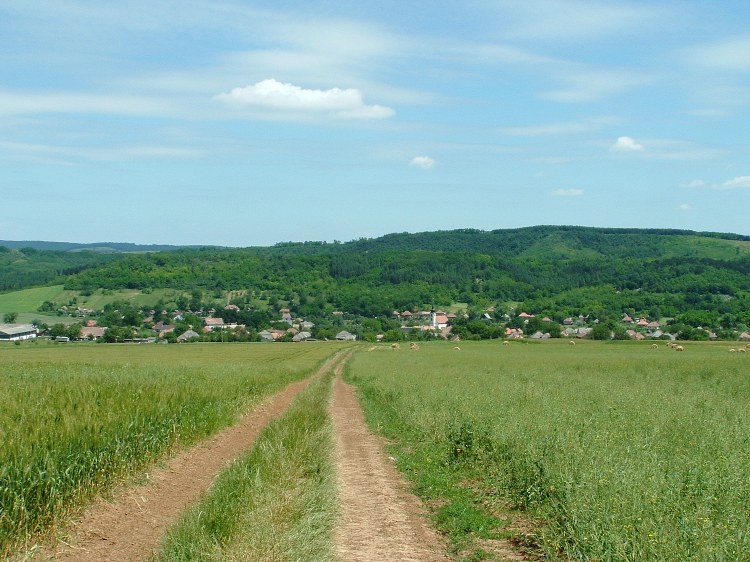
346,341,750,561
156,367,336,561
0,343,335,556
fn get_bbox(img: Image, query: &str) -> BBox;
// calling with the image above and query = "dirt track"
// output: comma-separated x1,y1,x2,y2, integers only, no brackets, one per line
32,349,453,561
331,367,448,561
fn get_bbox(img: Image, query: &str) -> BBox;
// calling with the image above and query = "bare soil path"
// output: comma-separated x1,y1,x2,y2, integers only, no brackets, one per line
34,351,348,562
331,367,449,562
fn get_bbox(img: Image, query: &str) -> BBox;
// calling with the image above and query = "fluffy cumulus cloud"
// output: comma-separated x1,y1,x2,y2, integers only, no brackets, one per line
718,176,750,190
410,156,435,169
215,78,394,119
552,188,583,196
610,136,644,152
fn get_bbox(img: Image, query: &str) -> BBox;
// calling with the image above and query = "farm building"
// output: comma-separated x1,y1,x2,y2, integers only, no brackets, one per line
335,330,357,341
0,323,37,341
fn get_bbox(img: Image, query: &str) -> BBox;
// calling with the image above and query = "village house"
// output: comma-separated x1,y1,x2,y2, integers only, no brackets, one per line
80,326,107,341
203,317,225,331
177,330,200,342
152,321,175,336
335,330,357,341
431,311,449,330
259,329,286,342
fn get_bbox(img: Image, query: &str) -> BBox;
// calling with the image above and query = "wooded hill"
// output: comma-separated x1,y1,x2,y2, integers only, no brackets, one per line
3,226,750,333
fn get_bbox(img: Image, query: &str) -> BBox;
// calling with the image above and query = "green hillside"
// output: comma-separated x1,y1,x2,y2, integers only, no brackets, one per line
3,227,750,339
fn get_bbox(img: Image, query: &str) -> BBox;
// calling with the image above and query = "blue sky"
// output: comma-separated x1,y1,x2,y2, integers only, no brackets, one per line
1,1,749,246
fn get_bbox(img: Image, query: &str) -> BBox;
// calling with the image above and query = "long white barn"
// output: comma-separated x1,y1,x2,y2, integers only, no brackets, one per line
0,323,38,341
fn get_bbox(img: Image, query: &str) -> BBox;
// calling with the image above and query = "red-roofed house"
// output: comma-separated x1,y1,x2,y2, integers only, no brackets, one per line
80,327,107,341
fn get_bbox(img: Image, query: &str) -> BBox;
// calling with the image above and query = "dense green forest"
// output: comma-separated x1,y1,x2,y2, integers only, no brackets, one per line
3,226,750,336
0,246,118,292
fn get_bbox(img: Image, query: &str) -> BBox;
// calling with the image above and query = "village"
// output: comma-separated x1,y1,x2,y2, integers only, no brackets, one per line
3,304,750,344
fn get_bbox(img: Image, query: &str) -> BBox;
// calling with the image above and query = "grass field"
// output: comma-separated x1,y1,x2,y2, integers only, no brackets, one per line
0,342,337,557
346,340,750,561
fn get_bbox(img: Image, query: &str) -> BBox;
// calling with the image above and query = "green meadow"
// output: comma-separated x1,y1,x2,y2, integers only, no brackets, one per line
0,286,68,313
0,286,191,316
0,343,336,556
346,340,750,561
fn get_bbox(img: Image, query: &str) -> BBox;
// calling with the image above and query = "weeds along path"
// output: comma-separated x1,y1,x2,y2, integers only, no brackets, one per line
331,363,449,562
36,350,349,562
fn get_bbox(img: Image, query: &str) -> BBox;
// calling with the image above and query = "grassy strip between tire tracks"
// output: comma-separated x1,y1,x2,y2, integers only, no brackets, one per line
155,363,338,561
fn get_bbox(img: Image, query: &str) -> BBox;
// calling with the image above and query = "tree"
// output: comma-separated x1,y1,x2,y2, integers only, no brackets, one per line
3,312,18,323
590,323,613,340
66,323,83,340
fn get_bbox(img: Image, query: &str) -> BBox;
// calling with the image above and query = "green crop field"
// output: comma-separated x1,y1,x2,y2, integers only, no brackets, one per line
0,342,337,556
346,340,750,561
5,340,750,561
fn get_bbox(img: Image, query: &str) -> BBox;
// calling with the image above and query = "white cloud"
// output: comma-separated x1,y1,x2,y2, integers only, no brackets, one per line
552,188,583,197
489,0,669,42
0,140,202,162
410,156,435,170
542,68,650,103
0,91,174,117
678,203,692,211
501,122,592,137
610,136,644,152
718,176,750,190
215,79,394,119
680,179,705,189
686,37,750,72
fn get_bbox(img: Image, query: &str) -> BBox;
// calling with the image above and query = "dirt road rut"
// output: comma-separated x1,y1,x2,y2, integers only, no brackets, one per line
331,368,448,561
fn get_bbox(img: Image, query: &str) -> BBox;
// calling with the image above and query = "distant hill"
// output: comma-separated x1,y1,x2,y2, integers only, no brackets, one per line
3,227,750,336
0,240,223,253
37,225,748,327
267,226,750,259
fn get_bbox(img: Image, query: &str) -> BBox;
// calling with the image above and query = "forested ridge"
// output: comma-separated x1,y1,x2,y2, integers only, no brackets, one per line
0,246,118,292
3,226,750,329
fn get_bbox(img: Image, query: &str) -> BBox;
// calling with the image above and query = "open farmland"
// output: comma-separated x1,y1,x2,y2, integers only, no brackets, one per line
0,342,336,556
346,340,750,561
